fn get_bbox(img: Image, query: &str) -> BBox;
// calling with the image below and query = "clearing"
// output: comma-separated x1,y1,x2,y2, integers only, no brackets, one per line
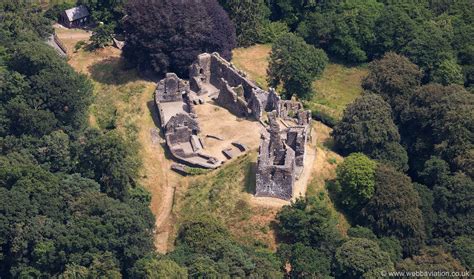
194,102,262,162
56,30,350,253
309,64,368,120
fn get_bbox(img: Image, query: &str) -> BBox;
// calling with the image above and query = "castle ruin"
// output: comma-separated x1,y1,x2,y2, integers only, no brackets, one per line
155,53,312,200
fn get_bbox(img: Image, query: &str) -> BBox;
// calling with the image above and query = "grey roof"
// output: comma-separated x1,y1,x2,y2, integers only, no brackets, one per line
64,6,89,22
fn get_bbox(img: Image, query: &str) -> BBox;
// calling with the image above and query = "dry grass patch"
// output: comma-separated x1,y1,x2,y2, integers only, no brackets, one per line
173,154,279,250
232,44,271,89
309,63,368,119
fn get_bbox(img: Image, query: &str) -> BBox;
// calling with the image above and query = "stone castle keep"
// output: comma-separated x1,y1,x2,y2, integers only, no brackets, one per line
154,52,312,200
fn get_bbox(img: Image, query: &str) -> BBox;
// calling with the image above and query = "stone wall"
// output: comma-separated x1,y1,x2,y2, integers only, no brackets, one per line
156,73,187,103
215,78,251,117
190,52,268,120
256,134,295,200
256,111,297,200
287,126,307,167
155,74,221,169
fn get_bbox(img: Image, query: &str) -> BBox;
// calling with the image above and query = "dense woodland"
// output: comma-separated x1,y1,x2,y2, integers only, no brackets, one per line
1,0,473,278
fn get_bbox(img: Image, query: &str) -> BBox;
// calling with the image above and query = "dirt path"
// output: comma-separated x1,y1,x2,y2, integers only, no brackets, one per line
56,26,179,253
136,87,184,254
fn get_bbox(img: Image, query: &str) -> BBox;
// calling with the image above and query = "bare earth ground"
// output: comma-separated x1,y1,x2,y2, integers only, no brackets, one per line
194,102,263,162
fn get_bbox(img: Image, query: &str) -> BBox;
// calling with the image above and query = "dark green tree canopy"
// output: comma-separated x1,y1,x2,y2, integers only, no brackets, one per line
276,196,343,255
267,32,328,99
400,84,473,177
78,130,140,201
433,173,474,241
360,164,426,256
225,0,269,47
362,52,422,119
334,238,394,278
123,0,236,77
397,246,466,274
332,94,408,171
278,243,331,278
170,216,282,278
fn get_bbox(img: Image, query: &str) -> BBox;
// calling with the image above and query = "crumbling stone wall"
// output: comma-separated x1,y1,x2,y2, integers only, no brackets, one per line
190,52,268,120
256,111,297,200
156,73,187,103
215,79,251,117
155,74,220,169
287,126,307,167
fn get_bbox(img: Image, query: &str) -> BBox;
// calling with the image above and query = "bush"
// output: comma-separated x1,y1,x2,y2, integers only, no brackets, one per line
74,40,87,52
310,108,338,127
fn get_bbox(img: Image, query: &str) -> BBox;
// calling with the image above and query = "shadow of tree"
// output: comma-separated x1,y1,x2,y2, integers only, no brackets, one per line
88,57,140,85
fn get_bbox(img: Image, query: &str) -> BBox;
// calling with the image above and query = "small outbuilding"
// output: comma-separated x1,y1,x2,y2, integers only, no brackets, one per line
60,6,90,28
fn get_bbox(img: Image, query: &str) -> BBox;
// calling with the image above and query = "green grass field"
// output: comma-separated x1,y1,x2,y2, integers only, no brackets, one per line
309,63,368,119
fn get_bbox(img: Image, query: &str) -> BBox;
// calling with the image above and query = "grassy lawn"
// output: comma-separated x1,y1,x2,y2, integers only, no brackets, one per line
308,63,368,120
233,44,368,121
173,153,280,250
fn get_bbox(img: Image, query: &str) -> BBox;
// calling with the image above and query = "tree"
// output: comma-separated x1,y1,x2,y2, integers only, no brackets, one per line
278,243,331,278
372,6,418,58
6,41,93,135
402,20,454,82
432,173,474,241
122,0,236,77
413,183,436,240
171,216,281,277
397,247,466,274
400,84,473,177
90,24,113,49
332,94,408,171
347,226,377,240
362,52,422,120
452,236,474,271
326,0,383,62
360,164,426,256
336,153,377,210
334,238,394,278
276,196,343,255
78,130,140,200
431,58,465,85
298,0,383,62
78,0,125,30
418,157,451,188
267,33,328,98
226,0,269,47
269,0,318,29
131,255,188,279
